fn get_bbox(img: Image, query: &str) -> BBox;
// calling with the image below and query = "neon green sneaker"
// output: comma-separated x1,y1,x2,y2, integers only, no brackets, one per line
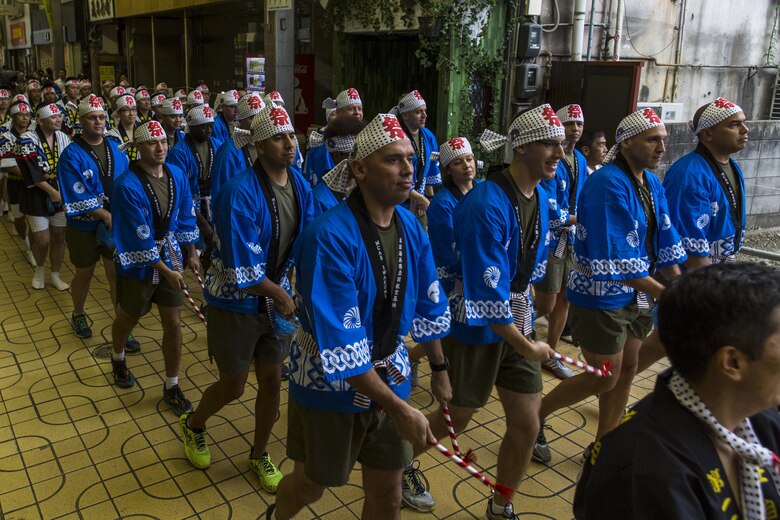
179,412,210,469
249,451,283,493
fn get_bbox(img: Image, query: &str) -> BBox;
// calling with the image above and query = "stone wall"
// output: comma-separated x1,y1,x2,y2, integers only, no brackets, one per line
656,122,780,229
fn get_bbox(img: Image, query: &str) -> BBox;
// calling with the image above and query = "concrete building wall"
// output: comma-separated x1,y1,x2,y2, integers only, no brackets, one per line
656,122,780,229
540,0,779,121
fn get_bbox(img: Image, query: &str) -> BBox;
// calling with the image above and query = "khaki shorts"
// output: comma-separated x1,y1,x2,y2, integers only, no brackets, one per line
286,398,412,487
116,274,183,319
206,306,287,374
444,335,542,408
27,211,66,232
65,227,113,268
534,245,572,294
569,302,653,356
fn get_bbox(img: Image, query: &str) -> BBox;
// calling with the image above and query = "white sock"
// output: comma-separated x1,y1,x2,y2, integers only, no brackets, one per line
51,271,61,279
112,350,125,361
23,236,30,250
35,266,45,278
165,376,178,389
491,499,508,514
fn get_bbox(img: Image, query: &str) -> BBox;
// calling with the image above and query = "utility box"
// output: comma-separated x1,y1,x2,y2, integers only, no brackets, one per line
514,63,540,100
517,23,542,58
524,0,543,16
637,102,686,123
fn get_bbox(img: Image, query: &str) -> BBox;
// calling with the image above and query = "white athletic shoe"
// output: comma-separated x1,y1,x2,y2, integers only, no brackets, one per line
50,273,70,291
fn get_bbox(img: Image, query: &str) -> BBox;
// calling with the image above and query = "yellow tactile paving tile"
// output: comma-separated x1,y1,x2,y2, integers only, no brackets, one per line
0,217,666,519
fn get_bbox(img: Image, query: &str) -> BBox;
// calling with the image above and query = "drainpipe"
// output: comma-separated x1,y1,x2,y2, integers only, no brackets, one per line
670,0,687,101
571,0,587,61
586,0,597,60
612,0,623,60
183,10,189,90
151,15,156,86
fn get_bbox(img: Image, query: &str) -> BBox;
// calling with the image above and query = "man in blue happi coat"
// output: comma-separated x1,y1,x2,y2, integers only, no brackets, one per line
210,92,266,200
179,104,313,494
58,94,142,351
414,106,559,519
392,90,441,228
211,89,240,145
167,104,222,250
664,97,748,267
268,113,452,520
306,87,364,186
310,115,366,216
535,104,590,380
534,109,687,466
109,121,200,417
159,97,185,150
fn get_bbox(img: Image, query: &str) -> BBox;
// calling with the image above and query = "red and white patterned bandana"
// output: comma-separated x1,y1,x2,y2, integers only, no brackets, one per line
151,94,166,107
10,102,30,115
109,86,126,99
556,104,584,124
135,89,151,101
354,113,409,160
0,89,10,99
251,104,295,143
395,90,426,114
26,80,41,91
322,88,362,110
186,105,214,127
134,120,167,143
689,97,743,135
186,90,205,107
221,90,240,107
237,93,265,120
603,108,666,164
480,104,565,152
64,79,79,88
264,91,284,106
37,103,61,119
78,94,106,117
161,97,184,116
431,137,474,168
113,94,136,114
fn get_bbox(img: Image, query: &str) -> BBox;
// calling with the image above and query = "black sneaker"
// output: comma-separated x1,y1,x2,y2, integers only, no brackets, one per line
72,313,92,338
125,333,141,353
531,421,552,463
163,384,193,416
265,504,276,519
112,359,136,388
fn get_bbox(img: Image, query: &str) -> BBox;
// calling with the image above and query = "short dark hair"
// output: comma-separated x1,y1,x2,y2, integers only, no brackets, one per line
323,114,367,140
658,262,780,382
576,129,606,152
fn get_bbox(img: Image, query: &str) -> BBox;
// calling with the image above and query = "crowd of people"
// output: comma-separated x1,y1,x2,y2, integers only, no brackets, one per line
1,67,778,520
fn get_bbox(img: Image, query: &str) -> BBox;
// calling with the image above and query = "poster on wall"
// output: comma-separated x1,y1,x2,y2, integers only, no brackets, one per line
293,54,314,133
6,5,31,50
89,0,115,22
246,55,265,94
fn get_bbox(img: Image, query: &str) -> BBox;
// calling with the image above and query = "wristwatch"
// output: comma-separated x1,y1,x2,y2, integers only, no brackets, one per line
429,357,449,372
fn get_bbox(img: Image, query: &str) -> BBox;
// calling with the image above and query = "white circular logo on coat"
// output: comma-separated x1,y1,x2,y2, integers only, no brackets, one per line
342,307,362,329
83,169,94,179
483,266,500,289
660,213,671,231
136,225,150,240
73,181,85,194
427,281,440,304
626,230,640,248
696,213,710,229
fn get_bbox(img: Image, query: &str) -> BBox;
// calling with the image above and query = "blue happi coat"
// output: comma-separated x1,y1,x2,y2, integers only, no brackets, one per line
204,166,314,314
211,113,232,147
304,143,334,187
567,161,687,310
450,177,551,345
58,137,129,231
289,202,450,413
167,134,223,213
111,163,199,280
663,149,746,263
310,178,344,218
540,148,588,247
427,185,462,295
210,139,253,202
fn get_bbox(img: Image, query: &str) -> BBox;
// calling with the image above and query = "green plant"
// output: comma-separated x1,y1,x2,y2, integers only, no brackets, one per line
325,0,518,169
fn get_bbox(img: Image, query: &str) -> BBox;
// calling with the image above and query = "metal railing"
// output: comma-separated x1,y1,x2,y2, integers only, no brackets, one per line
740,247,780,262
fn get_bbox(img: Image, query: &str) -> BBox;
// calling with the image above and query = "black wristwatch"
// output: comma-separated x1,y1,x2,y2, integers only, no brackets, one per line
429,357,449,372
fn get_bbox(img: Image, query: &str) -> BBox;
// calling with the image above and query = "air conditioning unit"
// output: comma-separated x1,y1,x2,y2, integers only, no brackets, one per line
637,102,686,124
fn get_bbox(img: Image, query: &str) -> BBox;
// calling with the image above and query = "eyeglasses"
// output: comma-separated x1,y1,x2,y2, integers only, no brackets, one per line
84,114,107,122
536,139,570,149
